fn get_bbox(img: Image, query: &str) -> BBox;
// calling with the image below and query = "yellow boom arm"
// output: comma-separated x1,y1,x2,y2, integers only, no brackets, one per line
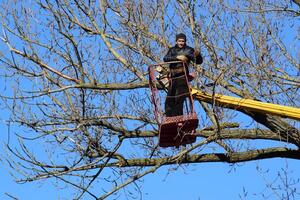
191,88,300,121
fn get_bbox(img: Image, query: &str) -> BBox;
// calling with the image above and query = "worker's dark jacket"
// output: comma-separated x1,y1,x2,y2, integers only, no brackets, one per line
163,44,203,72
163,44,203,117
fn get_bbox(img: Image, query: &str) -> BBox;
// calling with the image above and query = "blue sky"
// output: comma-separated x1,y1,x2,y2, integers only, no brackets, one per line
0,1,300,200
1,115,300,200
1,136,300,200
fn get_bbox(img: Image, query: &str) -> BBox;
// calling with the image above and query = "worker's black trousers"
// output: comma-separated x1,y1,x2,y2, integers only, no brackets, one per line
165,73,189,117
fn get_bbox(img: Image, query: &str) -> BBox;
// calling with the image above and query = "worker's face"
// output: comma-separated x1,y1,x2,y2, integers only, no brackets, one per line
176,38,186,48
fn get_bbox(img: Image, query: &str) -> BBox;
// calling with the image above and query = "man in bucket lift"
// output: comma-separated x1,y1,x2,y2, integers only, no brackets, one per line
163,33,203,117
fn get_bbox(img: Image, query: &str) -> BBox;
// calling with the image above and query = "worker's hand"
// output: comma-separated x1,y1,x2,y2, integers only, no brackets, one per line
194,49,200,57
176,55,188,62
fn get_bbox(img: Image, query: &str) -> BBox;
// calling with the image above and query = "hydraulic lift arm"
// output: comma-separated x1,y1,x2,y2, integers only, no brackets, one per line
191,88,300,121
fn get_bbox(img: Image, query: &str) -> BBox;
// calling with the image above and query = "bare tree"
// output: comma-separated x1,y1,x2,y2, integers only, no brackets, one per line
0,0,299,199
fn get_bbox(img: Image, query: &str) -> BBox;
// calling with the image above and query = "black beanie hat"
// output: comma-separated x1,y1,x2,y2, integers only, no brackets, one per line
176,33,186,41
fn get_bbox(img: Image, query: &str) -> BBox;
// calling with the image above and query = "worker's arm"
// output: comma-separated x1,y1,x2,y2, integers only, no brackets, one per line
194,49,203,64
183,47,203,64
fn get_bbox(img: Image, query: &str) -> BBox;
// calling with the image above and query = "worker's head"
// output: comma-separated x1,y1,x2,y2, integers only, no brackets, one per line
176,33,186,48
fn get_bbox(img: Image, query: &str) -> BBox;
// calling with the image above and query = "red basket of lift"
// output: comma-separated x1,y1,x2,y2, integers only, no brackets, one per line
148,62,198,147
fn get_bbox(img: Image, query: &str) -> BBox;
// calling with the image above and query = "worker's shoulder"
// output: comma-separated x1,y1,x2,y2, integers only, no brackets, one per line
182,45,194,54
184,45,194,51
